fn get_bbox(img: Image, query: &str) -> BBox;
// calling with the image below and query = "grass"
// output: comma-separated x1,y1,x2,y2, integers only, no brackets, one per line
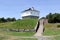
0,35,8,40
44,23,60,35
0,18,37,37
16,38,37,40
0,30,36,40
0,30,35,36
6,32,35,36
0,30,37,40
44,23,60,28
0,35,37,40
0,37,6,40
44,23,60,40
53,36,60,40
0,37,37,40
44,28,60,35
0,18,38,29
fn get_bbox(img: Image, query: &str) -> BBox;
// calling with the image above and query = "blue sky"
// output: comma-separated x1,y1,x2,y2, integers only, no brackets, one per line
0,0,60,19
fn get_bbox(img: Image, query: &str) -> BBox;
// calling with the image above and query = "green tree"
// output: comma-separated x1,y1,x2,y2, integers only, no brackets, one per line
46,13,60,23
46,13,53,23
0,17,7,23
40,17,46,19
7,18,16,22
11,18,16,21
6,18,11,22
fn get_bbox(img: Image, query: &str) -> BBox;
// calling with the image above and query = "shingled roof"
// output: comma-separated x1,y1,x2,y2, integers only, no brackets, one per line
21,7,39,13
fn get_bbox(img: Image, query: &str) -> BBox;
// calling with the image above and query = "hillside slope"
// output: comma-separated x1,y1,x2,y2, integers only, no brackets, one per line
0,18,38,29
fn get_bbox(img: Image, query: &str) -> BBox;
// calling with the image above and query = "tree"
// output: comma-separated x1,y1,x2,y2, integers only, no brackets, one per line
11,18,16,21
6,18,11,22
0,17,7,23
46,13,60,23
6,18,16,22
40,17,46,19
0,17,16,23
46,13,53,23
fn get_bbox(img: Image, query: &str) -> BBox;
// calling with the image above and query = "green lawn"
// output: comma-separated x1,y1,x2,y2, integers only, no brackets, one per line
54,36,60,40
6,32,35,36
0,37,6,40
0,30,37,40
0,30,36,40
44,28,60,35
0,30,35,36
0,35,37,40
44,23,60,35
15,38,37,40
44,23,58,28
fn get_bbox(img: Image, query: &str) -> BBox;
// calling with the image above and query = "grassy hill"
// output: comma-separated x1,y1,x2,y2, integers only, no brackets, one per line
0,18,38,29
0,18,38,39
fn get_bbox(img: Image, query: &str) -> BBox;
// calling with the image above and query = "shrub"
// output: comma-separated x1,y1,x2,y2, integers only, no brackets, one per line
57,25,60,28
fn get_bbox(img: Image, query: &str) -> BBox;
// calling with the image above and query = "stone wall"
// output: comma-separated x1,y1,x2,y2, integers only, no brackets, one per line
0,28,36,32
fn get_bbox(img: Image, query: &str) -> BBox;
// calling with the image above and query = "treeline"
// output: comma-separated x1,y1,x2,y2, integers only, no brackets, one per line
41,13,60,23
0,17,16,23
46,13,60,23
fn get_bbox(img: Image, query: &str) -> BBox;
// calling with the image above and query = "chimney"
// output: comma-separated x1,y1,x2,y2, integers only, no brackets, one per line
32,7,34,10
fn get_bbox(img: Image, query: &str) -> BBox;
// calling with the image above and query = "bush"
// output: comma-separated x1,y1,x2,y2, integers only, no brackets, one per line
57,25,60,28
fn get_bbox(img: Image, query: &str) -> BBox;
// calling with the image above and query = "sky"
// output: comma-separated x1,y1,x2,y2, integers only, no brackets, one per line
0,0,60,19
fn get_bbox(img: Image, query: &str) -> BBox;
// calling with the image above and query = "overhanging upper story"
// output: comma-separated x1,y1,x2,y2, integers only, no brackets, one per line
21,7,40,19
